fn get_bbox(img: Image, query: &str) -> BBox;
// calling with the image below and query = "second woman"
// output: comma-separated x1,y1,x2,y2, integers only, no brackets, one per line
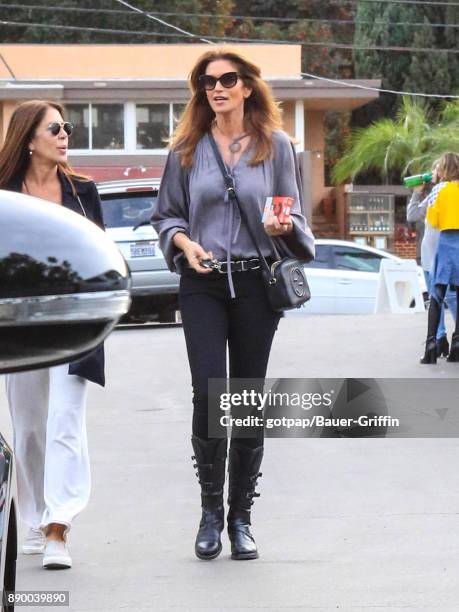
1,100,105,569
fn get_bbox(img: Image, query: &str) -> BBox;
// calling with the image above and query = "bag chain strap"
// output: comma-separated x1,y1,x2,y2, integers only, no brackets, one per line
67,175,87,218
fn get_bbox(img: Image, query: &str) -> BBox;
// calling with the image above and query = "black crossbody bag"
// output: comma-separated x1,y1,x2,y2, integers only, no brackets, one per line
208,133,311,312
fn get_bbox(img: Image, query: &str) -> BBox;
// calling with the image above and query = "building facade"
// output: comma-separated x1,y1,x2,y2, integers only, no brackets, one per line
0,43,380,225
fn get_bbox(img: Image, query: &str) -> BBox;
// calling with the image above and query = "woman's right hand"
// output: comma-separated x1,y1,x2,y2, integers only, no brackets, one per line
183,241,214,274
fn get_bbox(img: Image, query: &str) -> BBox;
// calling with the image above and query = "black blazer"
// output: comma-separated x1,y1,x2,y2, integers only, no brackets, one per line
8,169,106,386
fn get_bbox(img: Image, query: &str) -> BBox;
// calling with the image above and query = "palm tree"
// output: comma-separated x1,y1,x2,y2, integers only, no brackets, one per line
332,97,459,184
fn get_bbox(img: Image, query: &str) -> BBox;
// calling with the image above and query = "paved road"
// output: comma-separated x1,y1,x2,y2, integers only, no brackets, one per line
1,313,459,611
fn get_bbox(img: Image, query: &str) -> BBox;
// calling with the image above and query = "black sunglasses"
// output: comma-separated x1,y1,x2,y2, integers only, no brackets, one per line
47,121,74,137
198,71,240,91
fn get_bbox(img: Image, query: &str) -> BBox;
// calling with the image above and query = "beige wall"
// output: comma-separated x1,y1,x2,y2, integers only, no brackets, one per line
305,110,327,208
1,101,17,142
0,44,301,80
281,101,295,138
273,105,327,211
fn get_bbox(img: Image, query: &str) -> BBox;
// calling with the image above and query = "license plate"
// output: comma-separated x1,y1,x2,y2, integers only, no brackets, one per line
130,242,156,258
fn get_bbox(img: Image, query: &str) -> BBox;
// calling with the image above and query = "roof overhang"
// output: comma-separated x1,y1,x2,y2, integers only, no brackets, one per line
0,82,64,100
349,184,411,196
0,77,379,110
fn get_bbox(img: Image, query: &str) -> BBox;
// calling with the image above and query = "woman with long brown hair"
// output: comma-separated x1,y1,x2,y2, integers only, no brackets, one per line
1,100,105,569
153,49,314,561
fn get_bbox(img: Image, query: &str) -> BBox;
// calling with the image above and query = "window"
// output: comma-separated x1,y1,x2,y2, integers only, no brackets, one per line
92,104,124,149
66,102,186,152
67,103,124,150
304,244,332,269
136,103,186,149
136,104,169,149
172,103,186,128
333,246,382,273
66,104,89,149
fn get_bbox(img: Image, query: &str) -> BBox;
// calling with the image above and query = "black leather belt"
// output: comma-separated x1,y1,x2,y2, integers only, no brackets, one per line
216,258,261,273
188,258,261,273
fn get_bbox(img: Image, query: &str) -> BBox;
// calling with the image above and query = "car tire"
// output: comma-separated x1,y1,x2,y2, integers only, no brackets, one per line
2,503,17,612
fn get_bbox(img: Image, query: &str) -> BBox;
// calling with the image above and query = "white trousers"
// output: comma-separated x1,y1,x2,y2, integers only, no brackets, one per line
5,364,90,533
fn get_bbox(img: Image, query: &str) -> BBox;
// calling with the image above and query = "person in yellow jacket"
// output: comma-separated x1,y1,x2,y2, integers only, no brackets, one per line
421,152,459,364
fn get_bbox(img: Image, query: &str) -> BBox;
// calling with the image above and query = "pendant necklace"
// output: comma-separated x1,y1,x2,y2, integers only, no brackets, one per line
228,135,247,154
214,121,248,165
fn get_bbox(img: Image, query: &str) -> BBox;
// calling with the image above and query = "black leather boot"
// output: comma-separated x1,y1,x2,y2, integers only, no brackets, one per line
420,336,437,364
436,335,450,358
227,442,263,560
447,333,459,362
191,436,227,560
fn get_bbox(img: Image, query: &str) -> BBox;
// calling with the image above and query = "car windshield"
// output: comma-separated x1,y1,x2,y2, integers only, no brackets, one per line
100,192,157,228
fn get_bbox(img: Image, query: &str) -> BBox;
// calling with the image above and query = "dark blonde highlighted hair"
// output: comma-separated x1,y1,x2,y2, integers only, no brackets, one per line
0,99,89,189
171,48,283,167
437,152,459,182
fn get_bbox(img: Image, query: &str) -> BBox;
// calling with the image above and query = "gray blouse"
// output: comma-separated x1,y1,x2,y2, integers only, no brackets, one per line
152,129,315,285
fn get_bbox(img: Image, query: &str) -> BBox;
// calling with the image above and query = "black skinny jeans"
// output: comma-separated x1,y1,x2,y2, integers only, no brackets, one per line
179,267,282,448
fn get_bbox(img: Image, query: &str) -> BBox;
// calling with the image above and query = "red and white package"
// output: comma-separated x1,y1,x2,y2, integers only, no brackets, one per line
262,196,293,224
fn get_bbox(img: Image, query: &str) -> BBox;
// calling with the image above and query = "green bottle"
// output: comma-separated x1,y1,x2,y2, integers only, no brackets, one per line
403,173,433,188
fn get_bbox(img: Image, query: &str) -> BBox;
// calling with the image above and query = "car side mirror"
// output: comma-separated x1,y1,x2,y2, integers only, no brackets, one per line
0,190,131,373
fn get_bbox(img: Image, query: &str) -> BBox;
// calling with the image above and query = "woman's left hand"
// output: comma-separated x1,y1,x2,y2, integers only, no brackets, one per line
263,213,293,237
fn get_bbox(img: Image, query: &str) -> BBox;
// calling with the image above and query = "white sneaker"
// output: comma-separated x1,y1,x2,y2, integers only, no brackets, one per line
22,528,45,555
43,540,72,569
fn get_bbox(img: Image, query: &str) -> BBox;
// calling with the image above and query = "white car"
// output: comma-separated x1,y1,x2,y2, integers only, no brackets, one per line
295,239,427,315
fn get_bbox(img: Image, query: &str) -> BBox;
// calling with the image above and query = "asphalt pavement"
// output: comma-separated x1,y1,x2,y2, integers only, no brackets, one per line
1,312,459,611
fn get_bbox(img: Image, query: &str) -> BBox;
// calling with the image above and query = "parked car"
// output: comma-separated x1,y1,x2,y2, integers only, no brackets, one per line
97,179,179,323
292,239,428,315
0,189,131,610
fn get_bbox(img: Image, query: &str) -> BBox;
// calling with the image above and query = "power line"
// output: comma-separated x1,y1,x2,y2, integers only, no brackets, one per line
350,0,458,5
26,0,457,3
0,20,457,55
112,0,213,44
0,19,212,42
0,20,456,99
40,0,459,5
0,52,16,79
301,72,458,99
2,4,458,29
16,0,457,5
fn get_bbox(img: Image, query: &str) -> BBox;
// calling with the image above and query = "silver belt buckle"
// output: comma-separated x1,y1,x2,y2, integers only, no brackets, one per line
217,261,230,273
